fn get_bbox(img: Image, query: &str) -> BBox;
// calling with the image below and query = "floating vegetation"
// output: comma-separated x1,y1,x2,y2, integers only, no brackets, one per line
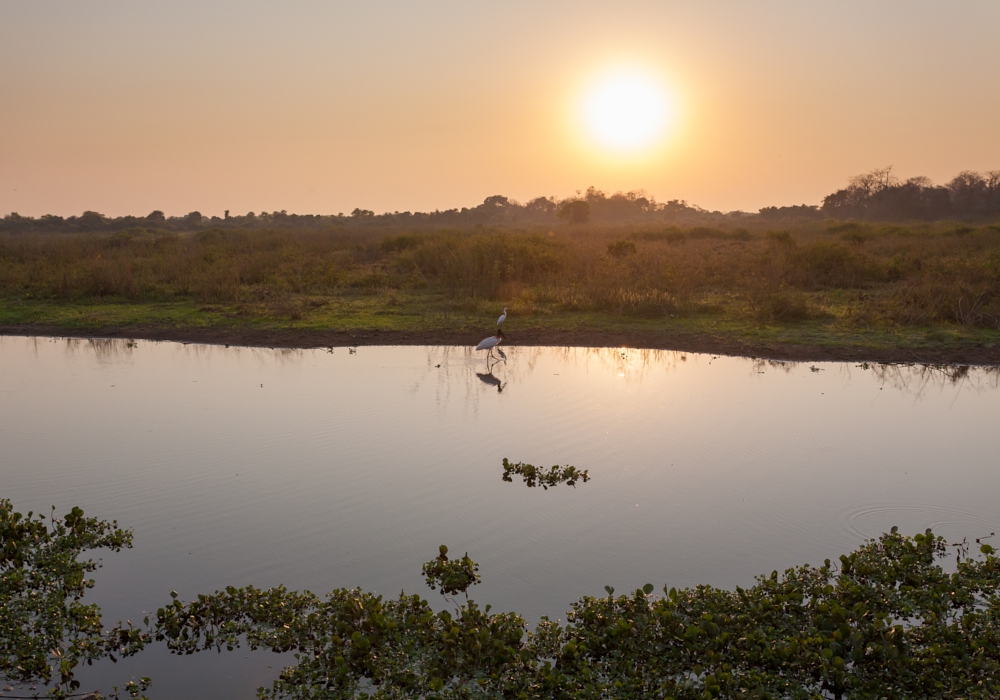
6,495,1000,699
420,545,481,598
0,499,150,699
501,458,590,489
150,529,1000,700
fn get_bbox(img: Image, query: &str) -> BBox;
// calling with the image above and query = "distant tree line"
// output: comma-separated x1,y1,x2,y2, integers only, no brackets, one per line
0,189,716,234
757,168,1000,223
819,167,1000,221
2,168,998,233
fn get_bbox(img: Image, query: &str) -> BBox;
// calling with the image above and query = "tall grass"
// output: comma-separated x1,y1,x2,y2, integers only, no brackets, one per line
2,221,1000,328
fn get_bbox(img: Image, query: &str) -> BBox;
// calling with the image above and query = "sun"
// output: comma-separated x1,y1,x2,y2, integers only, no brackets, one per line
582,70,672,152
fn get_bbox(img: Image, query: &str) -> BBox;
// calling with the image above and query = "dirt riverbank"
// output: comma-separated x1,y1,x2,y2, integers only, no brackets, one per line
4,324,999,365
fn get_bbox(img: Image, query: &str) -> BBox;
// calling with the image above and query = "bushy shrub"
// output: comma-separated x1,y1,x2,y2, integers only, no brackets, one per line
606,239,636,258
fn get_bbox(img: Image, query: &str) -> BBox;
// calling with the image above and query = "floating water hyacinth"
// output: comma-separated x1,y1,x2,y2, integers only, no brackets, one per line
420,545,481,598
501,458,590,489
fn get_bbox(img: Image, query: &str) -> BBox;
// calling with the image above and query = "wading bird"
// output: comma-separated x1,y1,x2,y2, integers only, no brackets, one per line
497,307,508,326
475,329,506,360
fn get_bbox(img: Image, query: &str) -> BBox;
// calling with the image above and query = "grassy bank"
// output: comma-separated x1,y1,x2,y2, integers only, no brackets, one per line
2,221,1000,360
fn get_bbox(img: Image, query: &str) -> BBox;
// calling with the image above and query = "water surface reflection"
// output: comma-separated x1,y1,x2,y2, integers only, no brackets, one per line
2,336,999,699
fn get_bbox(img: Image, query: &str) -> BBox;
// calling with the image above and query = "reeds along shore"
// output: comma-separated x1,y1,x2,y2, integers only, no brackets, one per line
2,220,1000,329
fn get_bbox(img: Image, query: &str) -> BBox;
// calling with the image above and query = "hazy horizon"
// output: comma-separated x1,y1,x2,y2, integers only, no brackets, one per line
3,1,999,218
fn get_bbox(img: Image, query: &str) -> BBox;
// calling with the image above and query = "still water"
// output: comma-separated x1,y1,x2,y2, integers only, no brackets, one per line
2,335,999,698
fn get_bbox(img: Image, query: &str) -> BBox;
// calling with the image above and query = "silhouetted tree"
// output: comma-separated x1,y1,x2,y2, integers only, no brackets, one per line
481,195,509,209
525,197,557,217
758,205,822,220
78,211,106,229
557,199,590,224
823,168,954,220
947,171,1000,217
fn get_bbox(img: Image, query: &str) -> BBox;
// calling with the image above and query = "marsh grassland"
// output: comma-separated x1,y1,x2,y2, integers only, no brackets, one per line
2,220,1000,360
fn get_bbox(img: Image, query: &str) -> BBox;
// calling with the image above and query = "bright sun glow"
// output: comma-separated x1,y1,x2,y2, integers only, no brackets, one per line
582,71,671,152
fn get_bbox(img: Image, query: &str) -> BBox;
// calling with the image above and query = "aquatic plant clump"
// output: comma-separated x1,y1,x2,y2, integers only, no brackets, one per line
421,545,481,597
501,458,590,489
6,496,1000,699
0,499,150,699
151,529,1000,700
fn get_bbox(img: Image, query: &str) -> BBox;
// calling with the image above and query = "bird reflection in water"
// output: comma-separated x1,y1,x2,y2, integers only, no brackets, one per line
475,370,504,393
476,351,507,392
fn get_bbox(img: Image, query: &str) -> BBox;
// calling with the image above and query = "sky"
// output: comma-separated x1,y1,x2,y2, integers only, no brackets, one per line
2,1,999,218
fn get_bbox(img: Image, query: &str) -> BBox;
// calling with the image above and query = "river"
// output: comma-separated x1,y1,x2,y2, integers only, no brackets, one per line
2,336,998,698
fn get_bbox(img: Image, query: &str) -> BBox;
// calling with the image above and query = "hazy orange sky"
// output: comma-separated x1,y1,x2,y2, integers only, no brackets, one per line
2,1,999,218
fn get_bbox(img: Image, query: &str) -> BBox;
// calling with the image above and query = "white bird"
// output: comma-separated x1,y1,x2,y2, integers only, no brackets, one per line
475,329,506,359
497,307,508,326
